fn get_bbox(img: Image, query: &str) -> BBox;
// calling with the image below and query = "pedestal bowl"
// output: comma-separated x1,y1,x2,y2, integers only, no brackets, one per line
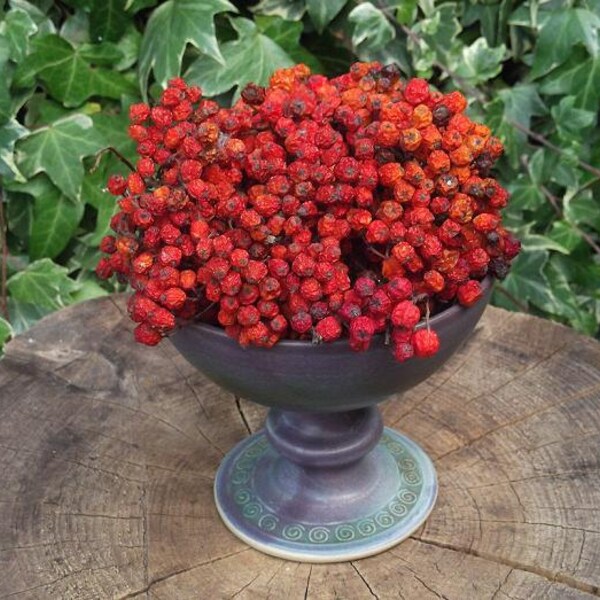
170,277,492,562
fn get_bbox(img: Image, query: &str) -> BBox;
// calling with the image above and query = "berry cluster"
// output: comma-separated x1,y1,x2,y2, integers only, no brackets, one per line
96,62,520,361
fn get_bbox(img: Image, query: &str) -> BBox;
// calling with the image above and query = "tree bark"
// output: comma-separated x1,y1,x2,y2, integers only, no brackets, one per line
1,295,599,599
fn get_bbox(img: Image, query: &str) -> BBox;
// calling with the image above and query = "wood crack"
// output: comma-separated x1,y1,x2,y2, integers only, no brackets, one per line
303,565,312,600
411,536,600,597
116,548,251,599
350,562,380,600
490,568,513,600
391,552,451,599
230,572,261,598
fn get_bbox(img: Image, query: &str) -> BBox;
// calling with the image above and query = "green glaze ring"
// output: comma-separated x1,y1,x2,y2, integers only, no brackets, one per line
214,427,437,563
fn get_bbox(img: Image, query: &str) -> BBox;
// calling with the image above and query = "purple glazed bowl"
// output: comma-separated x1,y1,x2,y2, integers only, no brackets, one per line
169,277,493,562
170,276,493,412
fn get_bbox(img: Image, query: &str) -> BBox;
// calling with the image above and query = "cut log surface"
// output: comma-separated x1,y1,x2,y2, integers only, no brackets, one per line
1,295,600,600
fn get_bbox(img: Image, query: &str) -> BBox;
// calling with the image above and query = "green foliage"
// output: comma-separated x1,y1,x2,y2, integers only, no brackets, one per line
0,0,599,355
138,0,235,93
185,17,295,99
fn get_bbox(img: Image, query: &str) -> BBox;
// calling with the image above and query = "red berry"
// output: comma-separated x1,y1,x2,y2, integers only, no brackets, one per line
314,316,342,342
393,342,414,363
290,311,312,334
457,280,483,307
134,323,162,346
387,277,413,301
160,287,187,310
412,329,440,357
391,301,421,328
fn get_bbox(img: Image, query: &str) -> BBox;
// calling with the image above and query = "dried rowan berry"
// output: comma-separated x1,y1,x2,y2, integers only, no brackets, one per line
404,79,430,105
393,342,414,362
134,323,162,346
314,315,342,342
349,316,376,350
391,301,420,328
291,311,312,334
412,329,440,357
97,67,518,354
457,280,482,307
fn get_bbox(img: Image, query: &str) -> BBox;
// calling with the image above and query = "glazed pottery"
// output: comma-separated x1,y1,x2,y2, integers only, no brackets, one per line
170,276,493,562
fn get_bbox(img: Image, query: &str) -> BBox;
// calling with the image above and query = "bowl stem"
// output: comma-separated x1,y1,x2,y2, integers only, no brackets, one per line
265,406,383,469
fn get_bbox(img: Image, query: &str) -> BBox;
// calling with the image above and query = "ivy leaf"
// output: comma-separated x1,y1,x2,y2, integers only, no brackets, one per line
31,185,84,259
7,297,50,335
463,1,507,47
5,174,84,259
5,190,32,244
410,3,461,72
547,221,583,253
507,175,545,211
0,8,38,62
540,55,600,112
70,276,109,303
552,253,600,292
454,38,505,85
81,158,119,245
360,35,412,76
545,256,598,335
500,250,556,313
307,0,348,34
16,114,106,201
14,34,138,107
91,110,137,162
0,37,13,125
255,16,323,74
115,25,141,71
79,41,126,66
521,233,571,255
185,17,294,100
0,118,28,182
7,258,81,310
564,190,600,232
486,84,546,166
10,0,56,36
551,96,596,141
396,0,417,26
125,0,159,13
0,316,13,355
531,9,600,79
59,8,90,44
138,0,235,94
90,0,129,43
348,2,395,53
251,0,306,21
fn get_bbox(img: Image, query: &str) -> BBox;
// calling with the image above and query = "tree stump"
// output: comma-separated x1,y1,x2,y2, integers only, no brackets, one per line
1,295,600,599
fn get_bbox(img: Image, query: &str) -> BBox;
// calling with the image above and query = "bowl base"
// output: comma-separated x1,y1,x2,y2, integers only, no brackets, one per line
214,427,437,562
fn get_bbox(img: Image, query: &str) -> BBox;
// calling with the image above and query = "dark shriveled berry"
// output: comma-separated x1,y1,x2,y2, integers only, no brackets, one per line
242,83,266,105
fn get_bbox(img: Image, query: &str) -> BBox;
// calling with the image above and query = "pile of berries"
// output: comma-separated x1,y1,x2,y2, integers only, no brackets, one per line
96,62,520,362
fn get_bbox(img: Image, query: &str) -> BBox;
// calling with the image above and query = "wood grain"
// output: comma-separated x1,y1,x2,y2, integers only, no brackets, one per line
1,295,599,599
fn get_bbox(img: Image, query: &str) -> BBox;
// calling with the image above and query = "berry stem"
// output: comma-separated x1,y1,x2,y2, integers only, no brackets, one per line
90,147,135,174
366,245,388,260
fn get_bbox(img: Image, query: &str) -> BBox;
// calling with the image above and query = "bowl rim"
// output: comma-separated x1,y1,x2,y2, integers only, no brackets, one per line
172,275,494,348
